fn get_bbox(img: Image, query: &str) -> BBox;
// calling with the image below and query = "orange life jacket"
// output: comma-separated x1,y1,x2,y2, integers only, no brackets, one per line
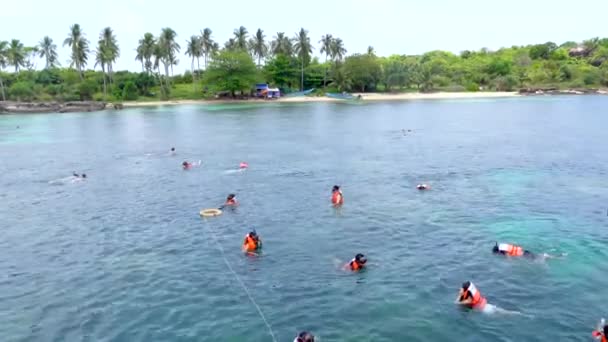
462,282,487,310
349,259,363,271
331,191,343,205
593,330,607,342
498,243,524,257
226,198,236,206
243,234,258,251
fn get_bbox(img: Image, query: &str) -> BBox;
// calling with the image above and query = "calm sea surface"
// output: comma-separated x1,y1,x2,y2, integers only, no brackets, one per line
1,96,607,342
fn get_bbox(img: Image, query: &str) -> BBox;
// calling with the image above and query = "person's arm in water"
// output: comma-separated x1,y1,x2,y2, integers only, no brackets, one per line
456,290,473,305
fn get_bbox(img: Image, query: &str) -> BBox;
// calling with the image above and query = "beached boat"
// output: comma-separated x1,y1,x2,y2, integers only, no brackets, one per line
285,89,315,97
325,92,362,101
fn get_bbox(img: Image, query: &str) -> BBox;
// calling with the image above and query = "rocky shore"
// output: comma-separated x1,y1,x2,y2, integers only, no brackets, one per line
0,101,107,114
518,88,608,96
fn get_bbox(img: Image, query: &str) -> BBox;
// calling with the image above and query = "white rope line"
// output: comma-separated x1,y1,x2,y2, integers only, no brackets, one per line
202,218,278,342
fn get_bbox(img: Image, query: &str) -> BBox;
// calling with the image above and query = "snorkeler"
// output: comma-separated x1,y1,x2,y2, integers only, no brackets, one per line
344,253,367,271
492,242,564,260
593,318,607,342
331,185,343,206
416,184,430,190
224,194,238,207
243,231,262,252
456,281,487,310
294,331,315,342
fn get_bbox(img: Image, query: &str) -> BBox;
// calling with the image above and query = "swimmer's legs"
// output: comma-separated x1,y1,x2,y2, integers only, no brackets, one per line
482,304,531,317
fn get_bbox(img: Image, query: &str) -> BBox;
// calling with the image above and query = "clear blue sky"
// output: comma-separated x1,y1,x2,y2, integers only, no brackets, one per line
1,0,606,72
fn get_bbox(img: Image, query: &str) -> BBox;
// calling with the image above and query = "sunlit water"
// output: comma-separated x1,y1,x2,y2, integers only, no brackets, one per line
1,96,607,341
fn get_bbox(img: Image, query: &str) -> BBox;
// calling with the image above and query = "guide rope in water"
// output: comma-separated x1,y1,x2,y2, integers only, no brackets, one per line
201,218,278,342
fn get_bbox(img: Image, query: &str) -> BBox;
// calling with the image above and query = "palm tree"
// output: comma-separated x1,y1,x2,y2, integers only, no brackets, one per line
152,42,168,97
63,24,89,80
233,26,248,51
367,45,375,56
38,36,58,68
99,27,119,85
271,32,293,56
224,38,237,51
136,33,155,73
0,40,7,101
199,28,215,69
330,38,347,63
94,44,109,99
23,46,39,70
293,28,313,91
185,35,201,91
6,39,26,72
319,34,333,88
251,29,268,67
158,27,180,80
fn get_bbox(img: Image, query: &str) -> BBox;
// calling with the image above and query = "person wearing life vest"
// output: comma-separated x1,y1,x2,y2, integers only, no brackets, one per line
331,185,343,206
344,253,367,271
182,161,192,170
224,193,238,207
457,281,487,310
243,231,262,252
294,331,315,342
593,319,607,342
492,242,527,257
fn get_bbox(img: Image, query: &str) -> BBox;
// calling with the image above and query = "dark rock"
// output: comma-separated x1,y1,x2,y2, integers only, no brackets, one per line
0,101,106,114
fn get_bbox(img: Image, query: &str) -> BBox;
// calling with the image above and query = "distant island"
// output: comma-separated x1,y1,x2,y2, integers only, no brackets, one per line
1,24,607,112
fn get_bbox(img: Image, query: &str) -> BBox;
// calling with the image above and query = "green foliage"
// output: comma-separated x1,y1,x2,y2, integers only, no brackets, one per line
9,81,34,100
343,54,382,92
203,50,258,96
122,81,138,100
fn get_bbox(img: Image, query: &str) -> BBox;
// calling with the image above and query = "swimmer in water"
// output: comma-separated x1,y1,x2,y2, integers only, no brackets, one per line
82,173,87,179
331,185,343,206
593,318,607,342
416,184,430,190
456,281,487,311
182,161,191,170
343,253,367,271
239,162,249,169
73,172,79,177
224,194,238,207
294,331,315,342
170,147,176,155
243,231,262,252
492,242,564,261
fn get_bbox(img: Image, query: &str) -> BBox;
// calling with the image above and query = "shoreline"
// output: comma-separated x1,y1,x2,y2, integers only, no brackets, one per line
119,92,521,108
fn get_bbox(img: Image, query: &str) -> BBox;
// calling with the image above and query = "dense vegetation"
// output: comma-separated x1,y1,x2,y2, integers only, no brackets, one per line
1,25,608,102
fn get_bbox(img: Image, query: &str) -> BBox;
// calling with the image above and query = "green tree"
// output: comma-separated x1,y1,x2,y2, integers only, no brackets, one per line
122,81,138,100
250,29,268,67
319,34,333,88
63,24,89,80
330,38,347,63
271,32,293,56
99,27,119,85
158,27,180,80
38,36,59,69
94,44,110,98
264,54,298,89
9,81,35,101
6,39,26,72
185,35,201,91
343,53,382,92
233,26,248,51
293,28,313,90
0,40,7,100
136,33,156,73
200,28,215,69
203,50,257,97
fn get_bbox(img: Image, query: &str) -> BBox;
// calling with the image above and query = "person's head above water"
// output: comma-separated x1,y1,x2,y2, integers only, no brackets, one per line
249,231,258,239
227,193,236,200
82,174,87,178
355,253,367,264
182,161,189,166
171,147,175,152
332,185,340,192
462,281,471,290
492,242,499,253
296,331,315,342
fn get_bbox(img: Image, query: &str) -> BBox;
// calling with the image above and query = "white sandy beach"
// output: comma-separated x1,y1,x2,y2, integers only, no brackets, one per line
117,92,519,108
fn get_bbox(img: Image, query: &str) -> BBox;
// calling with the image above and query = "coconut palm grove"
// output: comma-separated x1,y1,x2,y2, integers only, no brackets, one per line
0,24,607,102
